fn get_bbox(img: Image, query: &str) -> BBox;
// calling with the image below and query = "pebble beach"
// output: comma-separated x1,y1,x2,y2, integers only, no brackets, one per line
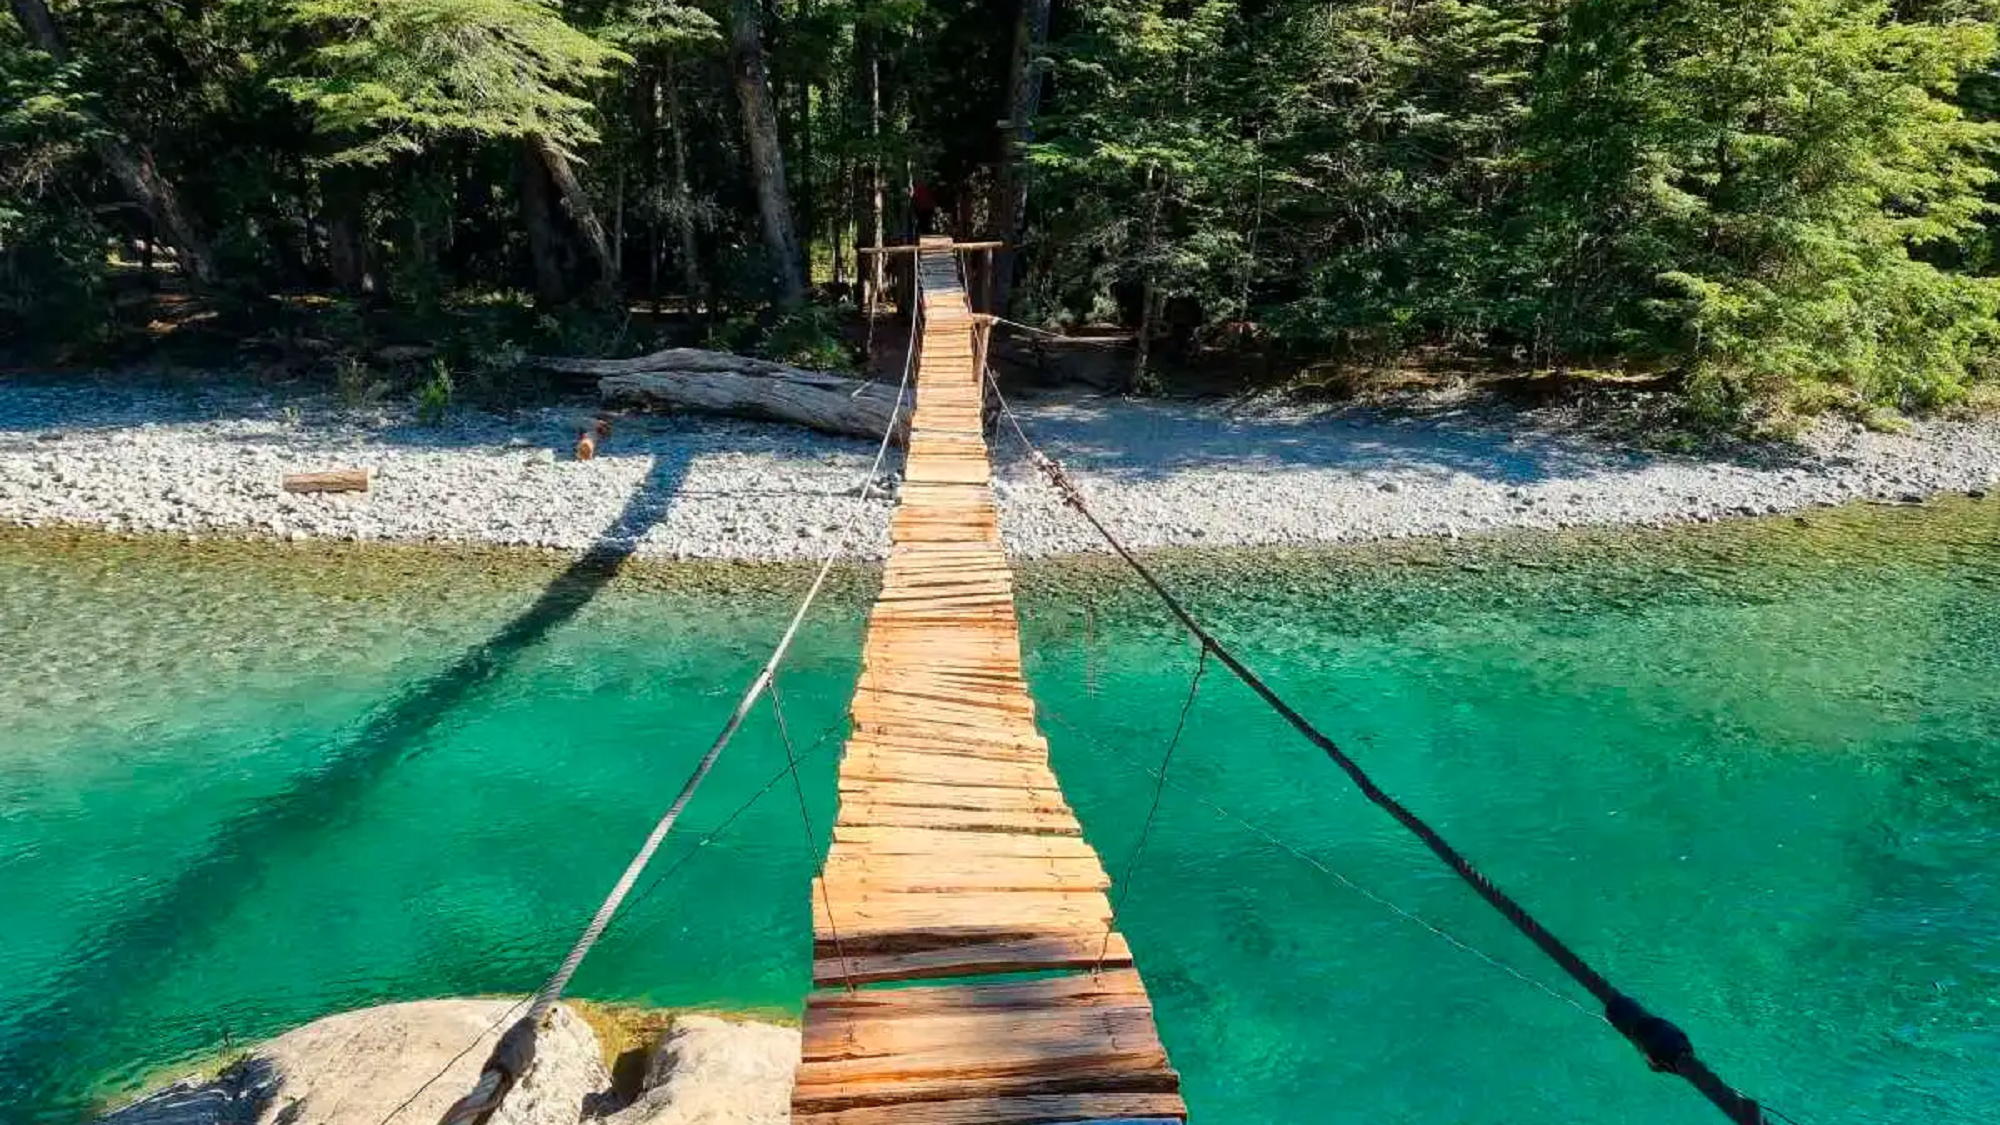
2,380,1996,559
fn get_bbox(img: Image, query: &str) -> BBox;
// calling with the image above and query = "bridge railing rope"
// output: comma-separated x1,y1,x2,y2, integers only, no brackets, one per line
977,356,1778,1125
425,297,926,1125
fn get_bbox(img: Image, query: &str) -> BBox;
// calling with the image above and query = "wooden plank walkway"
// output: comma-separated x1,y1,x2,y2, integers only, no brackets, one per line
791,239,1186,1125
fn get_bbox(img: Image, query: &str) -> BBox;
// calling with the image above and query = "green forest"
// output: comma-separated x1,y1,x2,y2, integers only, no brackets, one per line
4,0,2000,421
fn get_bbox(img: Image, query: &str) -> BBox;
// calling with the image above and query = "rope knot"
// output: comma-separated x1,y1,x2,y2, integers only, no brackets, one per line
438,1015,539,1125
1606,993,1694,1074
1030,451,1083,509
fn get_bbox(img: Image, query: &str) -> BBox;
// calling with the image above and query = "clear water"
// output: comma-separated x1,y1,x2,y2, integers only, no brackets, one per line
2,502,1996,1123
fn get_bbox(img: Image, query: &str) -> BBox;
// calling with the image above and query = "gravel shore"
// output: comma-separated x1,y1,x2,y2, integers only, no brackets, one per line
3,380,1996,559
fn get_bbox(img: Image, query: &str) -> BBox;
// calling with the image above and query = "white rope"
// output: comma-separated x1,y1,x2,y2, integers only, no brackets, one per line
521,297,920,1022
436,300,924,1125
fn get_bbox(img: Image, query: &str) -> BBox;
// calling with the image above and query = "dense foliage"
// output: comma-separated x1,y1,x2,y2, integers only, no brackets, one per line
3,0,1998,413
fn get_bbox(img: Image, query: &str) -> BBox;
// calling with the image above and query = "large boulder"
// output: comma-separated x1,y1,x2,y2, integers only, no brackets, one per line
605,1015,800,1125
100,1000,611,1125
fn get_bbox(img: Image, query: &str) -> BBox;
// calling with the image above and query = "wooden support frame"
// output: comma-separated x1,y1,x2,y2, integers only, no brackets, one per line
856,240,1005,255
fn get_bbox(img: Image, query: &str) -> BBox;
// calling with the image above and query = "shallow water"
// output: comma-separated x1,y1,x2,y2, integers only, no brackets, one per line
2,503,1997,1123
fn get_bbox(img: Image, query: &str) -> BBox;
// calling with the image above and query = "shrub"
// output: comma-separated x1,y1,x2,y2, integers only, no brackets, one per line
415,358,453,425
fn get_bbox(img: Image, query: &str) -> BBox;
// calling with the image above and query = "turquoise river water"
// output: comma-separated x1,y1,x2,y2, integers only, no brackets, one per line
1,501,1996,1123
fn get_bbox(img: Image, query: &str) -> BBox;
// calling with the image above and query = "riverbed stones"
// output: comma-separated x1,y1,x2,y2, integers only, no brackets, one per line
98,1001,609,1125
4,382,1998,559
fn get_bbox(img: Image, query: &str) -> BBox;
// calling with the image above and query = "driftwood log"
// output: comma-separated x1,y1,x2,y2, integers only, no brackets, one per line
282,468,370,494
537,348,913,444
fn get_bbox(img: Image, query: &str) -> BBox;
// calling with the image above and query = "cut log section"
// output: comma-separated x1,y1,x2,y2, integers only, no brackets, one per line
282,468,370,494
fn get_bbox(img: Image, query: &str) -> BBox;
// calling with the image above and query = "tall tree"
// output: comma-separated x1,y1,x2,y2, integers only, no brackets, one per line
277,0,627,300
731,0,806,306
8,0,217,282
991,0,1050,312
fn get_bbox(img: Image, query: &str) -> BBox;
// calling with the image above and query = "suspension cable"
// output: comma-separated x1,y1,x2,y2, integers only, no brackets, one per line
770,674,856,992
980,371,1771,1125
1093,644,1208,973
434,300,923,1125
376,714,847,1125
591,714,848,949
1039,705,1600,1025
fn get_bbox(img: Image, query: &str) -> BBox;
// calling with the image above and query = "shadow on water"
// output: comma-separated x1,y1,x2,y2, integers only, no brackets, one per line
0,447,692,1119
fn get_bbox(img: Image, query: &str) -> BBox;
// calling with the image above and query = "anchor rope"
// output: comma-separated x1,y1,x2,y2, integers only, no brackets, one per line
980,368,1772,1125
595,715,848,948
430,298,924,1125
1039,705,1600,1025
376,714,848,1125
985,312,1130,347
770,674,857,992
1093,643,1208,974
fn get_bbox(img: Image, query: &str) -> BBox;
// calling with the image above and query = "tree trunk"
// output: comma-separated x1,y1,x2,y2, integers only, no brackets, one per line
663,63,705,320
832,152,849,289
868,47,886,310
992,0,1052,313
324,177,367,294
539,348,909,443
1133,278,1160,392
731,0,806,307
529,133,617,299
518,144,567,306
612,166,625,281
11,0,218,285
795,0,816,273
1131,167,1167,392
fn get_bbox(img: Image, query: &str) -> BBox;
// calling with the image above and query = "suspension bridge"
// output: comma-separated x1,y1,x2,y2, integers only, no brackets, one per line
788,239,1183,1123
437,237,1781,1125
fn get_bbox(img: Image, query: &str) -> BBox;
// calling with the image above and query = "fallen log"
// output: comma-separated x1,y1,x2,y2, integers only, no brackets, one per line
539,348,913,444
282,468,370,494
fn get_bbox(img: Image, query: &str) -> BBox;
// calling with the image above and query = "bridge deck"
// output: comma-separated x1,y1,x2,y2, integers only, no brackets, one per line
790,241,1186,1125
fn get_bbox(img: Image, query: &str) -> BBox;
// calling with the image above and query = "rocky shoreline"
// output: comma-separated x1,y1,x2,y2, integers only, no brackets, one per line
3,380,1996,560
98,999,797,1125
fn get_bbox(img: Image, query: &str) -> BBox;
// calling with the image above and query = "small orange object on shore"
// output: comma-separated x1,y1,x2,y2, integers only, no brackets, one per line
574,431,596,461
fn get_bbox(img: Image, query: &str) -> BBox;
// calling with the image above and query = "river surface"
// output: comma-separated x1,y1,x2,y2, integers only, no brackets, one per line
2,502,1996,1123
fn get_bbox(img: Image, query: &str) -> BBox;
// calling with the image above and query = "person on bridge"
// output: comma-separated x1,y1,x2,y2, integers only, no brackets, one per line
911,181,938,236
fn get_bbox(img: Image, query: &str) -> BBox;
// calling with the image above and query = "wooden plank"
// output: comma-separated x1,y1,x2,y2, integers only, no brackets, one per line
829,826,1102,858
791,1062,1181,1114
805,970,1149,1016
282,468,370,493
800,1006,1164,1069
815,890,1113,932
833,780,1075,815
845,722,1046,754
832,804,1083,835
813,933,1134,987
857,240,1006,254
792,1092,1187,1125
841,737,1044,765
820,856,1108,891
820,865,1107,896
838,750,1057,788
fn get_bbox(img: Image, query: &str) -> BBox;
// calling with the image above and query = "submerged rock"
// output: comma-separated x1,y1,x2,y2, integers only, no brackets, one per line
99,1000,609,1125
606,1015,799,1125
